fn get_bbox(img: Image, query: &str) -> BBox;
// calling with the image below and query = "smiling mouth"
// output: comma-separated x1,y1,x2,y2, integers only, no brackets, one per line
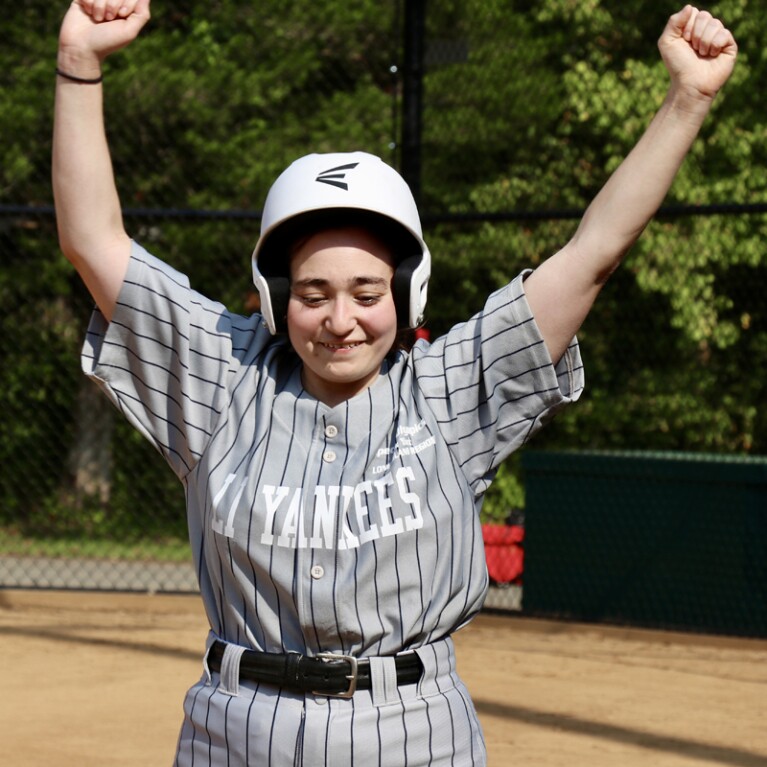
321,341,363,350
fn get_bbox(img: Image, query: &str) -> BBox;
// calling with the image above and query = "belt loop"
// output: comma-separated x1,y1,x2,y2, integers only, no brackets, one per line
369,656,399,705
203,633,217,685
414,636,456,697
218,643,247,696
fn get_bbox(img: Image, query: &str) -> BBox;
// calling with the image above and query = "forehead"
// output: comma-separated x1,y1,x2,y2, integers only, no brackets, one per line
289,226,396,280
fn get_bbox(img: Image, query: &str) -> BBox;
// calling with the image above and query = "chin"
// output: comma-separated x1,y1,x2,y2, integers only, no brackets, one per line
325,367,378,386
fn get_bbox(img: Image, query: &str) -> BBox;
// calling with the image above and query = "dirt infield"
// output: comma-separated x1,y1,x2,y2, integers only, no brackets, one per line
1,589,766,767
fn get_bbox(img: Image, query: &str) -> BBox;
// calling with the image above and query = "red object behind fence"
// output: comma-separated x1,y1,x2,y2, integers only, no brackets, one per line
482,523,524,585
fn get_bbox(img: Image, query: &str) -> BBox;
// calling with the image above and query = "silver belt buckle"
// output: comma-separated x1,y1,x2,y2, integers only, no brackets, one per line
313,652,359,698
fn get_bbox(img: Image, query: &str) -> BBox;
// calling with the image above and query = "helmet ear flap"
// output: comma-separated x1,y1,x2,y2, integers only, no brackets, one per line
265,276,290,333
393,255,424,329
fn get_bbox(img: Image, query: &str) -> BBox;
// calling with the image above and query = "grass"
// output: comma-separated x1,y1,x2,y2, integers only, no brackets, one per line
0,526,192,563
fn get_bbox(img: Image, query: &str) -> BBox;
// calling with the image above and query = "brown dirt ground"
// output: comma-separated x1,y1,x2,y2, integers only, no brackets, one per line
1,589,766,767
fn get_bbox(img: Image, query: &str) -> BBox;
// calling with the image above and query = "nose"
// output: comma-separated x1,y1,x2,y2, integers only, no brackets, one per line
324,296,356,335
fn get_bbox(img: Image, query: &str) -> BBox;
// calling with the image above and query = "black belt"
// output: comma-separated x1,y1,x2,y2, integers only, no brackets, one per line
207,641,423,698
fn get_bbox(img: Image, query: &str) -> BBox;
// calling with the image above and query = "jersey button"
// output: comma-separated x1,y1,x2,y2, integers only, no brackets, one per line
310,565,325,579
324,424,338,438
322,449,337,463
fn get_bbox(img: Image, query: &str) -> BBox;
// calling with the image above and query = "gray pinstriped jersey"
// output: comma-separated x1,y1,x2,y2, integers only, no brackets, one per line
83,242,583,656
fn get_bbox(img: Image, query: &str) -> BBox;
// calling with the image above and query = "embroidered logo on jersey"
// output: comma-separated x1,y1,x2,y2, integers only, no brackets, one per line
372,419,436,475
315,162,359,190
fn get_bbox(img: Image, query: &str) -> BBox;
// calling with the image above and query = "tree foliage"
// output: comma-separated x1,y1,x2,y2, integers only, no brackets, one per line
0,0,764,533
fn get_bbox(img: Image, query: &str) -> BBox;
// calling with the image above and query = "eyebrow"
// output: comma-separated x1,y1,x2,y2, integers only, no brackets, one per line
291,275,390,289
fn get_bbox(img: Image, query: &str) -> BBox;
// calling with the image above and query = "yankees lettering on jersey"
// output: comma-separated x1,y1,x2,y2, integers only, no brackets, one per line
259,467,423,549
212,420,435,550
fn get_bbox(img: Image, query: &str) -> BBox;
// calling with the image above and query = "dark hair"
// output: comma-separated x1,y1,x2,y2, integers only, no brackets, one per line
257,208,421,279
392,327,418,353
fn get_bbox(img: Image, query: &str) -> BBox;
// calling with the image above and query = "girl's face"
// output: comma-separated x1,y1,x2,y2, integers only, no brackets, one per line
287,227,398,407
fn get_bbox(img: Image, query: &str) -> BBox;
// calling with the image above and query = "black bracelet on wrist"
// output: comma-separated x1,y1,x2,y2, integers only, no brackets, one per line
56,67,104,84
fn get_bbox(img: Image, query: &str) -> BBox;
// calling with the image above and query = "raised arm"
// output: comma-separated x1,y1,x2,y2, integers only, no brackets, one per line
524,5,737,363
53,0,151,321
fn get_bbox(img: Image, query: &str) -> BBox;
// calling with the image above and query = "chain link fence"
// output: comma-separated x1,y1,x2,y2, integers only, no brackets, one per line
2,1,765,632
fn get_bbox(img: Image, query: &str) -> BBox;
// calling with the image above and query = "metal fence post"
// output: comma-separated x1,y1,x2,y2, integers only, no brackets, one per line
401,0,426,205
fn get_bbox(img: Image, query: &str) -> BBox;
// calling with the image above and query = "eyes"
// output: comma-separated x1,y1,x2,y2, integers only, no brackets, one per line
292,290,387,308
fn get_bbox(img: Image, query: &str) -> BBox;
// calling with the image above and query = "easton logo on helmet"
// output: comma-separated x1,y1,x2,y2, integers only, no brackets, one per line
315,162,360,191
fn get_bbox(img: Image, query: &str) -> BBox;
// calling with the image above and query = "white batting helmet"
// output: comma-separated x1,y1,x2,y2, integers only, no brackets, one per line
252,151,431,334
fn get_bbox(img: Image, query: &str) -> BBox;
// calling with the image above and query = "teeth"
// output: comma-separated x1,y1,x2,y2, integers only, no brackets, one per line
323,342,360,350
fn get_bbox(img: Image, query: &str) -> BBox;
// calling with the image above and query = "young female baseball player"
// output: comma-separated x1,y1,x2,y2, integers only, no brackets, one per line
53,2,737,764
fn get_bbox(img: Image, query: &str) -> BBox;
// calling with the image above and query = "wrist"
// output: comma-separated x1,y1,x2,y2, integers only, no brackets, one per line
661,84,715,128
56,46,103,81
666,81,717,110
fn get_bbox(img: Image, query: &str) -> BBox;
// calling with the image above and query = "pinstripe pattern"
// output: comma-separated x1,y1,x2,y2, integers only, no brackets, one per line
82,241,584,765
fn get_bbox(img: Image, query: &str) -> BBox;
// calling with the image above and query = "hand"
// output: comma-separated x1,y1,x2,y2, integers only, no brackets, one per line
659,5,737,101
59,0,151,69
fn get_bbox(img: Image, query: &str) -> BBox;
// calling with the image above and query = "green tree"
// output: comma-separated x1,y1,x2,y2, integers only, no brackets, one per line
416,0,765,518
0,0,764,537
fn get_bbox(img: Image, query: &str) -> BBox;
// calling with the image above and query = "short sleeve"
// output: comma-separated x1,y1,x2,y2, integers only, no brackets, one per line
412,271,584,493
81,241,264,478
